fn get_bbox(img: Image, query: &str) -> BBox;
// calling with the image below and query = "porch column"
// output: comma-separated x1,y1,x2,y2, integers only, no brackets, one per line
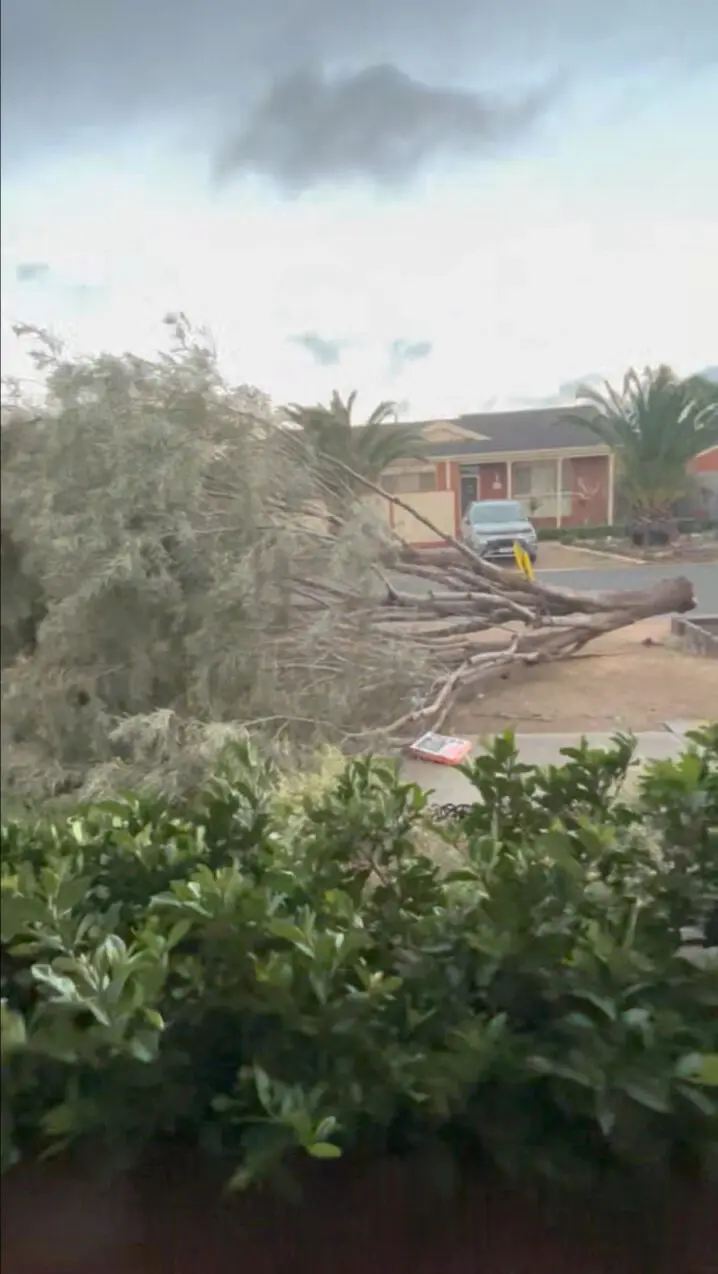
507,459,513,497
556,456,563,528
607,452,616,525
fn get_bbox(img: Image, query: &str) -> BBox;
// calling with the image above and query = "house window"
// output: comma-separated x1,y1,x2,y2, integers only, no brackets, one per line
512,459,571,518
382,469,437,494
512,460,556,498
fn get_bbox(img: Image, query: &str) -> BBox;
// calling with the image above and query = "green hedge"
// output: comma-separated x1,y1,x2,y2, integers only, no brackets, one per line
537,518,718,543
2,730,717,1197
676,517,718,534
537,524,616,542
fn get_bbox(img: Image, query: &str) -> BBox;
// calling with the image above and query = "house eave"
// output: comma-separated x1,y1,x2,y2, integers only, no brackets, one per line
429,444,612,465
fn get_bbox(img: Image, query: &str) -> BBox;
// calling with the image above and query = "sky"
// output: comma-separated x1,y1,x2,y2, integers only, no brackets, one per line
1,0,717,417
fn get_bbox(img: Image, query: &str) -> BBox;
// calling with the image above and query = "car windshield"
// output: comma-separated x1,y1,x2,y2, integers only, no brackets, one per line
469,500,525,525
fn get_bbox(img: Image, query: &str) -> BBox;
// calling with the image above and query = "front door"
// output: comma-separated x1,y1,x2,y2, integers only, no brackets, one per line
460,468,478,514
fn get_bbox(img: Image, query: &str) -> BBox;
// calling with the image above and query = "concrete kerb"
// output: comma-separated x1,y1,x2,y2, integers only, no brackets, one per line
554,542,646,565
663,719,711,737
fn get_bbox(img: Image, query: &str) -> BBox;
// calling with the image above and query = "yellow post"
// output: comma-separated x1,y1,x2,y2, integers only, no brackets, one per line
513,541,535,580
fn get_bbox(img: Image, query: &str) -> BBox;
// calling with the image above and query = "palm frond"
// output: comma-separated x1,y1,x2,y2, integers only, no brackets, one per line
571,364,718,520
285,391,420,491
352,421,427,479
365,400,399,427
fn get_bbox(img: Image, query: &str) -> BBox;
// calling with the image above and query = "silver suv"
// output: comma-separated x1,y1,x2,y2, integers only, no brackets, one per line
461,499,538,563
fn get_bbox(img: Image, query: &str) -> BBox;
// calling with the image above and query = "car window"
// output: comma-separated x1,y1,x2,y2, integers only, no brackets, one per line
469,501,524,524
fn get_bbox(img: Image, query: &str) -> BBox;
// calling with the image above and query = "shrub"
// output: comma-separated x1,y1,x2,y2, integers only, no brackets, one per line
537,525,621,543
676,516,718,535
536,527,568,542
1,729,717,1201
536,518,718,544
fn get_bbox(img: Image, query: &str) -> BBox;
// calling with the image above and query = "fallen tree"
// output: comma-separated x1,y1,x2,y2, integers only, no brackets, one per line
279,464,696,745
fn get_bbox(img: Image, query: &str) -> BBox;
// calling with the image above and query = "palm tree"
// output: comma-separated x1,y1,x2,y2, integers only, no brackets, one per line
569,366,718,541
285,390,427,522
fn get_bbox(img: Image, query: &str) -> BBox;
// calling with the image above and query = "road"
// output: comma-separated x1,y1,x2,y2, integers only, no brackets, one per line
392,560,718,612
537,561,718,612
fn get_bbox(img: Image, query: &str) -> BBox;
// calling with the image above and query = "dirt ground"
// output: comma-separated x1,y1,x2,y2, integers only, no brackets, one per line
449,617,718,735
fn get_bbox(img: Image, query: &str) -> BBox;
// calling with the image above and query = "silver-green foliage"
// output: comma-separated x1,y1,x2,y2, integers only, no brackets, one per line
1,318,428,802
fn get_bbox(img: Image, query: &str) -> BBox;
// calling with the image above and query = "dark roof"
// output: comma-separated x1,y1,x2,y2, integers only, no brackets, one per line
413,404,604,458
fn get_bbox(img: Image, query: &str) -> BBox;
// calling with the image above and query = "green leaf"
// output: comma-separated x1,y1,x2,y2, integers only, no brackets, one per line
621,1080,671,1114
570,991,617,1021
314,1116,338,1140
676,1083,717,1116
678,1054,718,1088
56,875,92,912
306,1141,342,1159
42,1101,79,1137
167,920,192,949
254,1067,274,1112
0,1003,27,1056
127,1030,160,1063
31,965,80,1000
227,1165,254,1191
1,893,48,941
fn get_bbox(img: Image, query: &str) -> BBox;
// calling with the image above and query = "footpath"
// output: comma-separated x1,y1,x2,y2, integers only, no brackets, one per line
401,720,707,803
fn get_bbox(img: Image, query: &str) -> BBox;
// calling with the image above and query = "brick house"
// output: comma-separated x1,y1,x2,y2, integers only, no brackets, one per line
377,406,614,548
686,445,718,517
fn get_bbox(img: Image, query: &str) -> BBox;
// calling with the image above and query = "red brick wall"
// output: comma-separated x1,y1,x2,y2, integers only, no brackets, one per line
2,1157,716,1274
479,463,508,500
689,447,718,474
562,455,610,527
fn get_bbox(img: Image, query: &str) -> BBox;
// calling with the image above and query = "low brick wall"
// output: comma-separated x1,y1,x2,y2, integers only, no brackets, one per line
2,1155,716,1274
671,614,718,659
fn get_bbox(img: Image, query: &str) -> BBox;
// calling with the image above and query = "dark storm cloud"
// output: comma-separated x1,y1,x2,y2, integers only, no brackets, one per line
289,332,346,366
216,67,555,188
2,0,716,186
387,338,434,378
390,339,433,365
15,262,51,283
